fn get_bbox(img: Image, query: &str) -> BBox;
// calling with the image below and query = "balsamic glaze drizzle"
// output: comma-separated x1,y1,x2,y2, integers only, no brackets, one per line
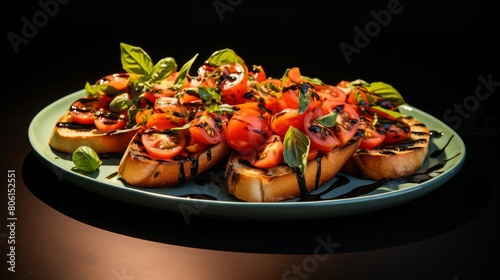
106,131,458,202
297,133,459,201
429,134,455,158
328,153,460,200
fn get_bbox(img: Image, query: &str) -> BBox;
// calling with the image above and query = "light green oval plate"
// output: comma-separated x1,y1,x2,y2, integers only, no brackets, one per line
28,89,466,221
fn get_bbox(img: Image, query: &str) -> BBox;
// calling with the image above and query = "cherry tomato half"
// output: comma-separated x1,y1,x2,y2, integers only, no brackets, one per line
249,65,267,83
189,111,225,145
282,85,300,110
287,67,302,84
141,131,186,161
146,113,187,131
358,117,386,150
249,135,284,169
96,73,130,92
333,103,360,146
94,108,128,132
135,109,153,126
143,73,180,105
380,119,411,145
219,63,249,104
70,98,99,125
270,108,307,138
154,97,187,115
225,108,272,155
314,84,347,111
185,134,210,154
304,107,341,153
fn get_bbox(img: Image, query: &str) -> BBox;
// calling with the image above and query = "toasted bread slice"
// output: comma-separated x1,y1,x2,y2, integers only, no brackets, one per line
225,130,363,202
118,128,233,188
341,116,430,180
48,113,140,155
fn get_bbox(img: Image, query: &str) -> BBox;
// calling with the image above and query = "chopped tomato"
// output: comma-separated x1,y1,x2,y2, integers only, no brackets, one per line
146,112,187,131
358,117,386,150
249,135,284,169
314,84,347,111
219,63,249,104
333,103,360,146
287,67,302,84
141,131,186,160
134,95,150,109
270,108,307,138
144,88,177,105
70,98,99,125
380,119,411,144
143,73,180,104
263,95,288,115
360,127,386,150
282,82,317,111
232,102,267,114
260,78,282,90
189,111,225,145
96,73,130,92
344,85,372,110
178,88,202,104
307,146,319,161
282,85,300,109
250,80,287,114
143,97,188,130
154,96,186,115
249,65,267,83
185,135,210,154
135,109,153,126
225,108,272,155
304,107,341,153
94,108,128,132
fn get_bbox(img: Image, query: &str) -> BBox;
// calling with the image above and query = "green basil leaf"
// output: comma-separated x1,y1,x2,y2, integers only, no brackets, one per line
283,127,310,176
208,48,245,67
172,53,199,91
72,146,101,172
197,86,222,113
348,79,369,87
120,42,153,79
149,57,177,84
370,105,404,119
85,82,98,98
366,81,406,105
297,83,312,114
280,68,290,88
85,82,124,98
301,75,323,85
109,93,133,112
127,107,139,127
317,110,338,127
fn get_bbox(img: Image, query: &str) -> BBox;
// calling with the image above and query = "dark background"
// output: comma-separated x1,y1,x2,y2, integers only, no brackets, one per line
2,0,499,279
